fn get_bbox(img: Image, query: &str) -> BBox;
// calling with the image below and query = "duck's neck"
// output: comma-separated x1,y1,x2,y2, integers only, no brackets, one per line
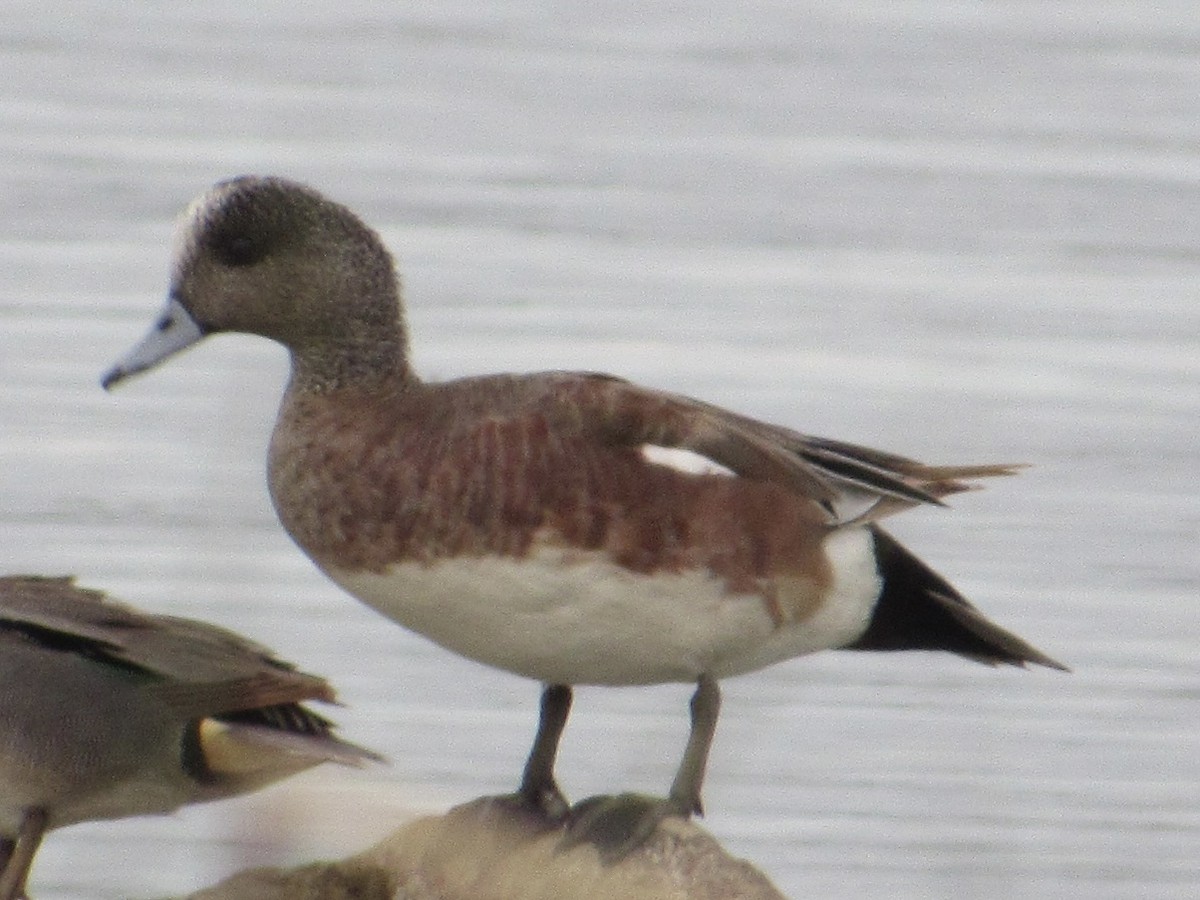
288,322,418,395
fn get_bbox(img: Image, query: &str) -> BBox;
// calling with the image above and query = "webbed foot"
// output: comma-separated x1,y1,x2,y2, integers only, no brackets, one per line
560,791,694,860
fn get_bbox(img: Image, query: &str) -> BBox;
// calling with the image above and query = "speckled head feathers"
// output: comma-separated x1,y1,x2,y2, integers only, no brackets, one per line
104,176,411,392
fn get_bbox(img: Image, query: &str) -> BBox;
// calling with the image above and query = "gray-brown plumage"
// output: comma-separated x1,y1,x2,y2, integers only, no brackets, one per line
0,575,379,900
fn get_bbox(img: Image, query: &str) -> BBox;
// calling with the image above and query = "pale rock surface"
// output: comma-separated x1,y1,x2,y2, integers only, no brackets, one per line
182,798,786,900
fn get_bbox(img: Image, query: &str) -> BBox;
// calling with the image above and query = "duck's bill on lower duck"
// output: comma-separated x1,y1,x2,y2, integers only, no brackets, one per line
102,295,206,390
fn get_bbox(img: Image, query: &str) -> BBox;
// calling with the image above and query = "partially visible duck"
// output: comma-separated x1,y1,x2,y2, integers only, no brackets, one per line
0,574,379,899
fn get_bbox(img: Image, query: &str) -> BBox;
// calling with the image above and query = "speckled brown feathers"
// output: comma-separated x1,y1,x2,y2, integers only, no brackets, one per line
268,373,835,622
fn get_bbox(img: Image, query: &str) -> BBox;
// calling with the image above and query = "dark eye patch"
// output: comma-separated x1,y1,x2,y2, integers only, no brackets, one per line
203,185,289,268
212,230,268,267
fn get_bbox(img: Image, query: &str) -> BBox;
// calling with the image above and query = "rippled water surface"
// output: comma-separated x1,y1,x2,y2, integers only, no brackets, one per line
2,3,1198,898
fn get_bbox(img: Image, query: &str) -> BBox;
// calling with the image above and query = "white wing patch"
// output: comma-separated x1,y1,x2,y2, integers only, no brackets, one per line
824,487,890,527
640,444,898,527
639,445,735,477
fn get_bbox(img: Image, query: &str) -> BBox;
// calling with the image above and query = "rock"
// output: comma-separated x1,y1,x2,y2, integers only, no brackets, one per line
183,798,786,900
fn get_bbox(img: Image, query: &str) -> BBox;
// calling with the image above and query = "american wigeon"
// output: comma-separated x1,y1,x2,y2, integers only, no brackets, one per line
0,574,379,899
103,175,1065,858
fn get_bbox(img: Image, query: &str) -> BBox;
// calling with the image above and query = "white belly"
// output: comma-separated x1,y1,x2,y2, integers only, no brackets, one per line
327,529,880,686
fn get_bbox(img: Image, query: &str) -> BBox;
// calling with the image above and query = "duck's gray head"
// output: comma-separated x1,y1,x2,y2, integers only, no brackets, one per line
102,176,405,391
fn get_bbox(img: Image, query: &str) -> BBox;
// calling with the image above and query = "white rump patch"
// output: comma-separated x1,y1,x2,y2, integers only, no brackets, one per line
639,444,735,477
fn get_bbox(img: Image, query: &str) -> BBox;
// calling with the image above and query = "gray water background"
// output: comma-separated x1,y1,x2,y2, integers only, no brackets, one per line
1,2,1197,897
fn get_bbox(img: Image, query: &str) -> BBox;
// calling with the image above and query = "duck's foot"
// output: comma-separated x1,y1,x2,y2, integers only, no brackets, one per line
557,675,720,863
560,792,694,861
471,782,570,830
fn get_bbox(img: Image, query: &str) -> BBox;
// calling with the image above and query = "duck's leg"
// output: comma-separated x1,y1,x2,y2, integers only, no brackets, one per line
0,808,48,900
563,675,721,861
667,673,721,815
0,840,12,899
513,683,573,821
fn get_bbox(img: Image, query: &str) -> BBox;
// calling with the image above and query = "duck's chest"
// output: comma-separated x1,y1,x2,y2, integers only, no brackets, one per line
267,395,588,570
267,402,450,569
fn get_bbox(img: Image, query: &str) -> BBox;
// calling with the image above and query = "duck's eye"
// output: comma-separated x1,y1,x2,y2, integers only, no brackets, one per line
214,232,265,267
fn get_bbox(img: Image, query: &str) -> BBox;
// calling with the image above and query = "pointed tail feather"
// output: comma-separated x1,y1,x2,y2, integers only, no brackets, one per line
203,717,384,771
843,527,1067,671
797,435,1026,506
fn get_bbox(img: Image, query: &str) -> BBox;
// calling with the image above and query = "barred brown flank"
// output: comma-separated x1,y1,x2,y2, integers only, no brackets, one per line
269,376,836,620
